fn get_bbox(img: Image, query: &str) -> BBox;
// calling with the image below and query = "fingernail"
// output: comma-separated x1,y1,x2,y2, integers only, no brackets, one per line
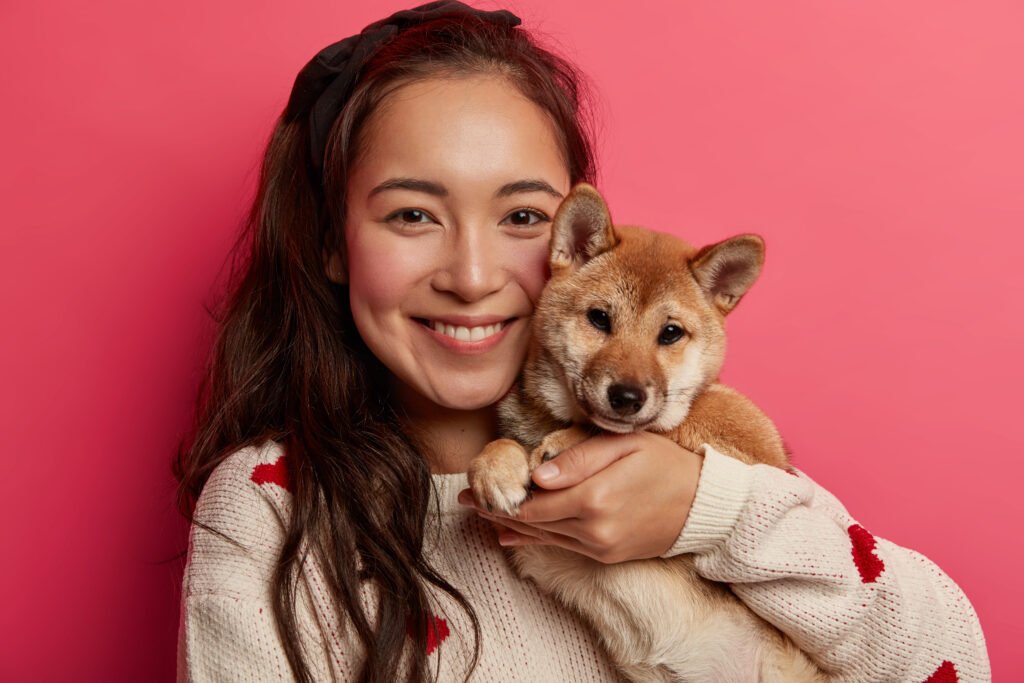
533,462,559,482
457,491,472,506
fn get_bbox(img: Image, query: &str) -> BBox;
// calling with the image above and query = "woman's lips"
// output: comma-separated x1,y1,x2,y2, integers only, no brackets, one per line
414,317,517,354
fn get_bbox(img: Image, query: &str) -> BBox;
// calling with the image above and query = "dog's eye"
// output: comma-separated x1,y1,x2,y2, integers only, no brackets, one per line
587,309,611,332
658,325,686,345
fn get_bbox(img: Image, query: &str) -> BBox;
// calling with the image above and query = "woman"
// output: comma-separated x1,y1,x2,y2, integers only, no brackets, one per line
174,2,990,681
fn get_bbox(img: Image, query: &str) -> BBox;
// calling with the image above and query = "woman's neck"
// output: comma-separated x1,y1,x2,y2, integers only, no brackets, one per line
392,381,500,474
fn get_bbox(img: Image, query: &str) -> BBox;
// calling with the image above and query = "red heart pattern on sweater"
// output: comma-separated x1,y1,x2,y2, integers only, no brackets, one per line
921,660,958,682
405,613,451,655
847,523,885,583
250,455,292,493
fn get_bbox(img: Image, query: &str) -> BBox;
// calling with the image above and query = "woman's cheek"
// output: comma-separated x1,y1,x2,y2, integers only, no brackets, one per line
348,228,434,303
519,237,553,305
501,229,552,305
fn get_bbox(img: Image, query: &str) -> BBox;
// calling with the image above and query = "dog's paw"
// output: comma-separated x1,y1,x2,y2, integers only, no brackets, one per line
533,426,591,467
466,439,532,516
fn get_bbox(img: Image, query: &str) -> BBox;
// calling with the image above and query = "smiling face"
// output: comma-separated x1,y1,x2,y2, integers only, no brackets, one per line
332,75,571,414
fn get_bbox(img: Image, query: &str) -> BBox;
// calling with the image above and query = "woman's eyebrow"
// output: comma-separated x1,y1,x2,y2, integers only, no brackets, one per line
495,179,564,199
367,177,563,199
369,178,447,198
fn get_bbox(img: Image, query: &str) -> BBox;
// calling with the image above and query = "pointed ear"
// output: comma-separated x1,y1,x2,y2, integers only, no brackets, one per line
689,234,765,314
550,183,619,273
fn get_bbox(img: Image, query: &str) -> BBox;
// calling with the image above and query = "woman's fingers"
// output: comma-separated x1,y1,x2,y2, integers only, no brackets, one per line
459,435,640,525
510,488,584,523
530,432,641,490
481,507,588,539
480,514,608,562
459,482,588,523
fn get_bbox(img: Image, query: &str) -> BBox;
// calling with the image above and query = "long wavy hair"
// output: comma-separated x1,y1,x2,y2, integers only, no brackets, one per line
173,11,599,683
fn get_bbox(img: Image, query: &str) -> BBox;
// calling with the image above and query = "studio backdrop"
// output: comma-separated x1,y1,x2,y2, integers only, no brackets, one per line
2,0,1020,680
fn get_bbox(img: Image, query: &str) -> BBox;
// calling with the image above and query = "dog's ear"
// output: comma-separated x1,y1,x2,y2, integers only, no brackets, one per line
690,234,765,315
550,183,619,273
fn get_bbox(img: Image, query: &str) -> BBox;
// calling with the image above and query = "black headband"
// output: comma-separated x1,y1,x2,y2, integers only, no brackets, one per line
284,0,522,177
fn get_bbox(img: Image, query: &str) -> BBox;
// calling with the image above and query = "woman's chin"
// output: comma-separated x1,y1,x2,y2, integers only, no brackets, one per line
427,375,515,412
387,366,518,416
431,388,507,412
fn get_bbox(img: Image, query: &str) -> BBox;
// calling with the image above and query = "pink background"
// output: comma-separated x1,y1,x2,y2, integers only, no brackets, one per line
2,0,1020,679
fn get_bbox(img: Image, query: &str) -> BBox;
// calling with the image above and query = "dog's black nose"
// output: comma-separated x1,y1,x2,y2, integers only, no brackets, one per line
607,384,647,416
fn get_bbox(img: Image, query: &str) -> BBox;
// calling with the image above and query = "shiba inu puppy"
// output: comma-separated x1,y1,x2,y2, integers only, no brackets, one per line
467,184,827,682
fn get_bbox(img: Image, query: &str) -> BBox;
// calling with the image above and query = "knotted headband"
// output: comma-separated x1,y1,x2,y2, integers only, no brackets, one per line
284,0,522,176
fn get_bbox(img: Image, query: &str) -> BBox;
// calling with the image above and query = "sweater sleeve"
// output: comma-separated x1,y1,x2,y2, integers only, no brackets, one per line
176,446,341,682
659,444,991,683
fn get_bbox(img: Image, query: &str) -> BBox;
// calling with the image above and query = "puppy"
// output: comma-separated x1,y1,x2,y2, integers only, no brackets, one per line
467,184,827,683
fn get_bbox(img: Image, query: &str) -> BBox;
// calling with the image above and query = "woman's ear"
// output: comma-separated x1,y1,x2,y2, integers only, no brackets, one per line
324,248,347,285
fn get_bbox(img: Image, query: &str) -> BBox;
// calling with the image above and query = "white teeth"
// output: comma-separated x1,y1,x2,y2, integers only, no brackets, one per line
429,319,505,342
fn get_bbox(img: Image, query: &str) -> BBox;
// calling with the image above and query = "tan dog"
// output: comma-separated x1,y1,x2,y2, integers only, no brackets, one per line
467,184,827,682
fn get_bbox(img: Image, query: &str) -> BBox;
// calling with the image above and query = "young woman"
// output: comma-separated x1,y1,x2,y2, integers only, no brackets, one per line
174,2,990,682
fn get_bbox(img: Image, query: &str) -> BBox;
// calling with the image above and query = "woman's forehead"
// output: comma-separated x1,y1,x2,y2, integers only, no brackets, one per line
351,76,570,193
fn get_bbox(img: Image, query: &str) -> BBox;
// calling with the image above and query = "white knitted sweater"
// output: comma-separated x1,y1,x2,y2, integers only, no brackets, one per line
177,439,990,682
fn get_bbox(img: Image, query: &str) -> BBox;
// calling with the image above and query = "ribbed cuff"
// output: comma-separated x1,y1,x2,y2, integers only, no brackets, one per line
659,443,754,558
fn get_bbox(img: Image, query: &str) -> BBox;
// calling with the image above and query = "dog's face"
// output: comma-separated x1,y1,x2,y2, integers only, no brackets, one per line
529,183,765,433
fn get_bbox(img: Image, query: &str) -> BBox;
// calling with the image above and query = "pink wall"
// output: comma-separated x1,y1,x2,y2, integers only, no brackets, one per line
2,0,1019,679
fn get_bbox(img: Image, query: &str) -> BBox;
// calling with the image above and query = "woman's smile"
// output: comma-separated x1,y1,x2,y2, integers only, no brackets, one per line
336,74,570,411
413,315,521,354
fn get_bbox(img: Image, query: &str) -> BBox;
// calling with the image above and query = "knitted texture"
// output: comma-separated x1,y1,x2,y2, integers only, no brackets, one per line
662,445,990,683
177,440,990,682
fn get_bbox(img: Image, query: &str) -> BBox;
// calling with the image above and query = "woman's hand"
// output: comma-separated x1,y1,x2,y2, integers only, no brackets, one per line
457,431,705,564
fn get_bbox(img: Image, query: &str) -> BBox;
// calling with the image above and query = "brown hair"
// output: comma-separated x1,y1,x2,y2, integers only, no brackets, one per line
173,12,599,683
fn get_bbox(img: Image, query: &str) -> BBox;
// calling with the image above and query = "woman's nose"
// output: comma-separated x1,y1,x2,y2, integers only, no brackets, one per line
431,226,507,303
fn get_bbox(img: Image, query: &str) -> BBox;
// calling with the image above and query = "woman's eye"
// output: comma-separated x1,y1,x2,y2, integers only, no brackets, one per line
387,209,434,225
503,208,549,226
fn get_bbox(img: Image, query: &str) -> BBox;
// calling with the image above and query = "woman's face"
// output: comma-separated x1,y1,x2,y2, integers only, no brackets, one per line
335,75,572,413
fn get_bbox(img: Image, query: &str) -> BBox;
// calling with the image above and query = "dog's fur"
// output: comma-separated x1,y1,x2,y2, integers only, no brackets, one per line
467,184,828,683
